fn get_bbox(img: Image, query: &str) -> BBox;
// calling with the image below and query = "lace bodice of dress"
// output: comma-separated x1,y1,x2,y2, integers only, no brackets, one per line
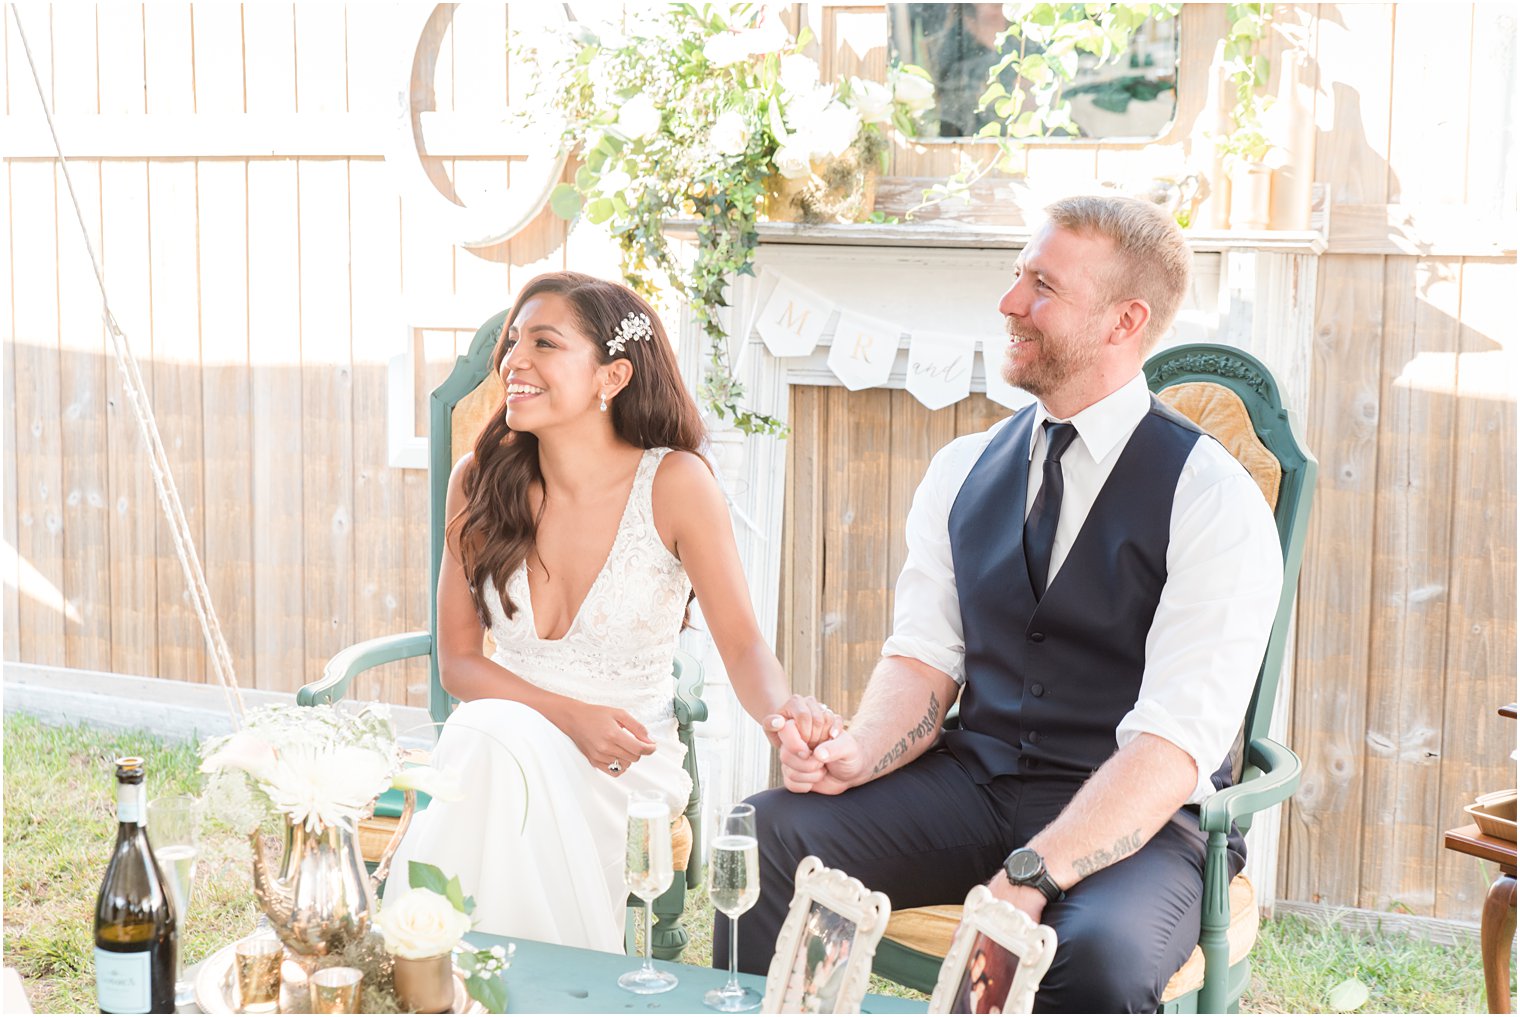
483,448,691,726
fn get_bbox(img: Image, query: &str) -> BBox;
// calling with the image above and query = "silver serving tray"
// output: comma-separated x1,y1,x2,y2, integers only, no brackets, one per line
193,940,483,1013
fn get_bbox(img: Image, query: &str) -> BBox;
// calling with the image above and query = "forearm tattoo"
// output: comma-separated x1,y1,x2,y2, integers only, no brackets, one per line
1071,828,1144,879
871,691,941,775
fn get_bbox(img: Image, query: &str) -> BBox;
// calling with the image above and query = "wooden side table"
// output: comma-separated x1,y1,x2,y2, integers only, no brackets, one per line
1444,824,1517,1013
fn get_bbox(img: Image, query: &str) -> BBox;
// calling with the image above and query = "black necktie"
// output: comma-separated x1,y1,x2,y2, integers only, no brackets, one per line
1024,421,1078,600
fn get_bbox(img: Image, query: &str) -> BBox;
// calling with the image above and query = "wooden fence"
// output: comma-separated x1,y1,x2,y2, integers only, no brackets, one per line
3,3,1516,925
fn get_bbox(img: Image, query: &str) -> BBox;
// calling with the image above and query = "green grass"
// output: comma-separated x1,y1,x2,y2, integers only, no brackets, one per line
2,714,1506,1013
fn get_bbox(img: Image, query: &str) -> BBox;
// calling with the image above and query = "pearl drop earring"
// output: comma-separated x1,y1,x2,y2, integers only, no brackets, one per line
599,392,608,412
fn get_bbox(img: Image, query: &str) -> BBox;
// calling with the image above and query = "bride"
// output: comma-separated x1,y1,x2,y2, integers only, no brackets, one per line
386,271,828,952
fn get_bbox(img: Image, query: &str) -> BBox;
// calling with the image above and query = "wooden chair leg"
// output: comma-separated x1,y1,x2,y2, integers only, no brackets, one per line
649,878,689,961
1481,874,1516,1014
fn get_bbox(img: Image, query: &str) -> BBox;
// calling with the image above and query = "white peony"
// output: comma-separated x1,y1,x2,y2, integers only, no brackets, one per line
772,143,812,180
616,93,662,140
847,77,894,125
702,32,748,66
703,16,789,65
795,101,861,160
596,167,633,197
893,72,936,114
200,731,277,780
375,889,473,960
710,110,751,157
779,53,821,98
262,744,393,833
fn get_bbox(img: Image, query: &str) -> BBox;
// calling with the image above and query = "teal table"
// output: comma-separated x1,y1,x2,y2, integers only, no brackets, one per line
468,932,928,1014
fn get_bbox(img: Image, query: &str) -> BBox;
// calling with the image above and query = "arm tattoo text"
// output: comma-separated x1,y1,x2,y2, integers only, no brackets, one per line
871,691,942,775
1071,829,1144,879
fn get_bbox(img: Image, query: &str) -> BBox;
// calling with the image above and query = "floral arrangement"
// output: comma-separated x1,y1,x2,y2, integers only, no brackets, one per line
199,703,454,834
516,3,935,435
377,862,512,1013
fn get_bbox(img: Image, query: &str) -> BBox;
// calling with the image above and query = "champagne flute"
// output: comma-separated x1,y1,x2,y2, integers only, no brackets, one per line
146,794,200,1006
618,790,678,994
704,803,761,1012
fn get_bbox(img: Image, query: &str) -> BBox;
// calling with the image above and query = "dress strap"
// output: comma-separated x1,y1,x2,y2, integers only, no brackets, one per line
630,447,672,527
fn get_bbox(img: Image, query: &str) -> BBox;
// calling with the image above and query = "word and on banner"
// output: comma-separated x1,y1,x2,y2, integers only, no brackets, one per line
752,273,1034,412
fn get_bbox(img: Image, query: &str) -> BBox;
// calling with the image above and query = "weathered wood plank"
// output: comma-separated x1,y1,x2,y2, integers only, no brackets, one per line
97,2,155,678
1284,0,1393,910
10,156,66,666
245,3,304,692
1356,257,1459,915
1326,203,1516,258
2,154,19,661
51,6,112,671
885,390,957,601
192,1,254,691
782,386,824,703
829,386,893,717
1434,258,1517,920
295,4,354,689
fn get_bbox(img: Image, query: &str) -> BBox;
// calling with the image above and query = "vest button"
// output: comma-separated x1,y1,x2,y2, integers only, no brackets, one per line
1030,683,1045,697
1028,632,1045,643
1028,730,1040,744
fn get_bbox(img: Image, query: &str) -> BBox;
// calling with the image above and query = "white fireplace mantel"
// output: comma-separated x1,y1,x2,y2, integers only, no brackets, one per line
673,222,1321,909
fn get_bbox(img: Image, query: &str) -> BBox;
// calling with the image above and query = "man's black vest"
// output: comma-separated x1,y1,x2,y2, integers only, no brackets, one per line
943,396,1233,791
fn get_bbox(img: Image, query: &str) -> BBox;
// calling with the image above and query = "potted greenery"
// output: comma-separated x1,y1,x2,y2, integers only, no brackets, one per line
516,4,934,436
1217,2,1275,229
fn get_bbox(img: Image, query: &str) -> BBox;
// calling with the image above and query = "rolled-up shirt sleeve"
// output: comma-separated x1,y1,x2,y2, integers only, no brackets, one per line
880,432,997,685
1116,444,1284,802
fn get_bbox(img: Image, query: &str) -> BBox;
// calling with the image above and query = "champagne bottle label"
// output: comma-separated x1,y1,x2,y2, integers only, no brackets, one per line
116,783,141,825
94,947,151,1013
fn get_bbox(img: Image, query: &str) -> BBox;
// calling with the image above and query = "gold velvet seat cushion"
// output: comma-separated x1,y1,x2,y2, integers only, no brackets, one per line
880,874,1258,1004
1157,381,1281,509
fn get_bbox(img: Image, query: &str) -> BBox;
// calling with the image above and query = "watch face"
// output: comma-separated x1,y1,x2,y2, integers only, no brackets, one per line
1006,848,1042,881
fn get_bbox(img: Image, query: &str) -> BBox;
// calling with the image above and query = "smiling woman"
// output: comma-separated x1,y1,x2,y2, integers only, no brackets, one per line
378,271,805,954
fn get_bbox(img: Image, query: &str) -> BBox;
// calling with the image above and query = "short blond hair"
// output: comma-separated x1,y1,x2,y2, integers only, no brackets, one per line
1044,195,1191,350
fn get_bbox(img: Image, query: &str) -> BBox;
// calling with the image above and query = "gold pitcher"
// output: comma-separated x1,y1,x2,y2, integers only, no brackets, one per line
250,790,415,958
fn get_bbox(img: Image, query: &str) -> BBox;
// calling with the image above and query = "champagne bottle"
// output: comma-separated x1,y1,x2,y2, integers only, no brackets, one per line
94,757,178,1014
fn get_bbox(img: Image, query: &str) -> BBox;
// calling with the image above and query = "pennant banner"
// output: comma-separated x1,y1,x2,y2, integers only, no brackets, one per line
755,276,831,357
980,339,1037,411
826,311,900,391
906,331,975,410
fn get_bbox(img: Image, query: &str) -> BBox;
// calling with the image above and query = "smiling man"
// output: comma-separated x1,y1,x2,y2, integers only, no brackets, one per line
722,195,1284,1012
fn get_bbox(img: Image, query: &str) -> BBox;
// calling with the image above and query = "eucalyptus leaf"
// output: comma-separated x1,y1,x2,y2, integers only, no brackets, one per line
549,183,583,220
408,861,450,894
1328,976,1370,1012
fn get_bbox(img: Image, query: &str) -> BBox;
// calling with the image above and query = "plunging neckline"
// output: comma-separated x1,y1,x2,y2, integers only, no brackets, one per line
520,449,649,643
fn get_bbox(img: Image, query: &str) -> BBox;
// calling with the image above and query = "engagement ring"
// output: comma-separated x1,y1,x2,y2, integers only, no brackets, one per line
608,760,623,774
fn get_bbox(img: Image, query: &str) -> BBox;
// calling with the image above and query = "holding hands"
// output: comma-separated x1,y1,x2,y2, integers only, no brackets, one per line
764,696,862,796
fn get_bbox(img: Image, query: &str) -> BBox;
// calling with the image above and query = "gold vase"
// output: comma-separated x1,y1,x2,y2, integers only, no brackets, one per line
391,952,455,1014
764,151,879,224
249,790,415,958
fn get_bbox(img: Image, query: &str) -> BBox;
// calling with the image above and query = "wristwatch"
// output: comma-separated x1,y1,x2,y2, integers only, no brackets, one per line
1002,846,1066,903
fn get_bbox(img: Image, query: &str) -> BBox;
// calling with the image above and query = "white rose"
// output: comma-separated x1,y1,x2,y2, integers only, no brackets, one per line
772,144,812,180
848,78,893,125
596,167,633,197
893,72,936,114
200,731,277,780
779,53,821,98
376,888,472,960
616,93,661,140
798,101,860,159
702,33,748,66
710,111,751,157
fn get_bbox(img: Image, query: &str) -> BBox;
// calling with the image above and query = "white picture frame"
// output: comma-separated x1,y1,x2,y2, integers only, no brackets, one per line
927,884,1058,1015
760,856,892,1015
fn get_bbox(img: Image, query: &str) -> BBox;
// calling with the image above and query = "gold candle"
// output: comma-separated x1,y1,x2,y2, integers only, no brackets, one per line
232,936,283,1013
310,966,363,1013
391,952,455,1014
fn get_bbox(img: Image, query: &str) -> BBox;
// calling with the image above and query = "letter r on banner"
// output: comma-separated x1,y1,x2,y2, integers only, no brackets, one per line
827,311,898,390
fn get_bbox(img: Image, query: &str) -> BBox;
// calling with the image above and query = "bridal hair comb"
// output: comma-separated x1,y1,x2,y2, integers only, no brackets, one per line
608,311,654,356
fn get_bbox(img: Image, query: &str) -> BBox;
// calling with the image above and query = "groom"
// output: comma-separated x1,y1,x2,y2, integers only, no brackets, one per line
723,195,1283,1013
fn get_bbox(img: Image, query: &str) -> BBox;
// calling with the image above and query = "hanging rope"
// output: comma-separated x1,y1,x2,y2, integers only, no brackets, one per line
10,4,245,725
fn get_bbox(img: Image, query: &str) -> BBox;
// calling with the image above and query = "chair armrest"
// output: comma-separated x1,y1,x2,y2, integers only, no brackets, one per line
298,632,434,706
1197,737,1301,834
673,655,708,726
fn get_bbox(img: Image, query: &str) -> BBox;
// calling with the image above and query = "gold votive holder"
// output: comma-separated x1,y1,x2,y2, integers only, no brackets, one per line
233,935,283,1013
310,966,363,1013
391,952,454,1014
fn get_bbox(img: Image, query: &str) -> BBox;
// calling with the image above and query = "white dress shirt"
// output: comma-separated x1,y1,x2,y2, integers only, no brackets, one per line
881,371,1284,802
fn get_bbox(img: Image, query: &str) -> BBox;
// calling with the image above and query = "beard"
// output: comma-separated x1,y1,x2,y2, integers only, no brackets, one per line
999,314,1107,399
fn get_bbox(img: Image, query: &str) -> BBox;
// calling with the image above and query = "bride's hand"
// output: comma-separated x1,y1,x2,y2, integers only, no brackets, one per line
558,704,657,777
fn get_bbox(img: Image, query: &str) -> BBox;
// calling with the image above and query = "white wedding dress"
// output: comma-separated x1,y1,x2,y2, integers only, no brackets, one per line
386,447,694,952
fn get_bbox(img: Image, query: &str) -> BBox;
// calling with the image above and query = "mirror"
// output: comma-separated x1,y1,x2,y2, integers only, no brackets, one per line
888,3,1181,142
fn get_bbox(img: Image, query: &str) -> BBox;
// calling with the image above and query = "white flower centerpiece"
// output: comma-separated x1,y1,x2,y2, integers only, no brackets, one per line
515,3,936,436
376,862,513,1014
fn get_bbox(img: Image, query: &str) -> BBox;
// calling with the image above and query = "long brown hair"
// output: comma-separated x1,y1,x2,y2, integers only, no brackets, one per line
452,272,707,627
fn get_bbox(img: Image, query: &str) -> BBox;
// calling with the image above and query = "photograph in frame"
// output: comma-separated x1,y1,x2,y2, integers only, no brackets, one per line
760,857,891,1015
927,885,1058,1015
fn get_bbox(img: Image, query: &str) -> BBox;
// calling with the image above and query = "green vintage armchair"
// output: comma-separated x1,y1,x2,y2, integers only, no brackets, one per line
870,343,1318,1013
297,308,709,961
